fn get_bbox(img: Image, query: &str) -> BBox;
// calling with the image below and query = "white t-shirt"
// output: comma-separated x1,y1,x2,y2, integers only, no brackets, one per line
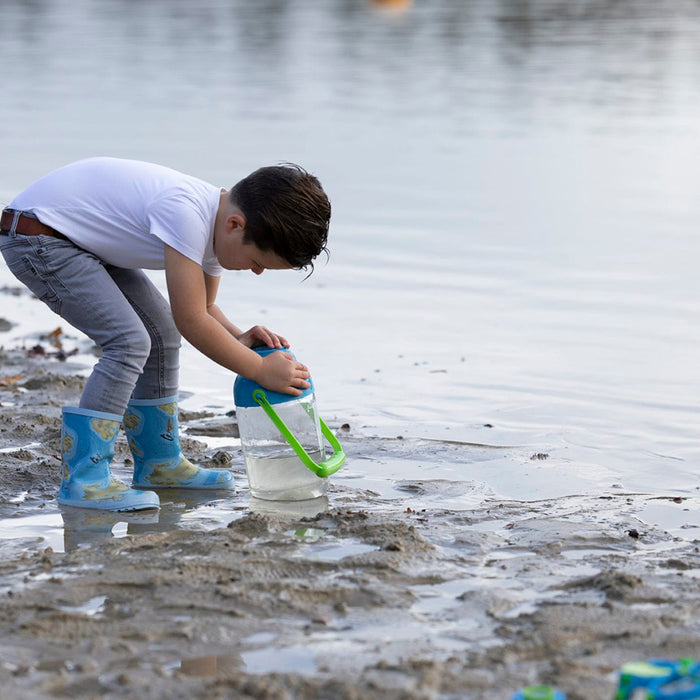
10,157,223,276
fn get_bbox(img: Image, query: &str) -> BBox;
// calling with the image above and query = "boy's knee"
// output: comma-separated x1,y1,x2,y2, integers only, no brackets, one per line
112,326,152,370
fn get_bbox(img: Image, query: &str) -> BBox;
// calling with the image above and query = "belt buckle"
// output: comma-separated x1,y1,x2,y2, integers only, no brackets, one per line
1,208,22,235
10,210,21,234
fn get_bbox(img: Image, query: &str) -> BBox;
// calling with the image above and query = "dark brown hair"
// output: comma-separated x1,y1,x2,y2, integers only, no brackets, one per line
230,164,331,272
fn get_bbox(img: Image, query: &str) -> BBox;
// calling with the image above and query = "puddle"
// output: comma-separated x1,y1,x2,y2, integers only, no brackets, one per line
285,528,378,561
289,526,325,542
293,539,378,562
0,495,242,554
174,653,243,678
169,495,248,531
283,617,484,673
0,490,332,556
561,548,624,561
5,491,30,505
0,442,42,453
243,632,278,645
410,579,486,624
174,615,488,682
637,498,700,541
0,511,65,551
59,595,107,617
241,645,318,675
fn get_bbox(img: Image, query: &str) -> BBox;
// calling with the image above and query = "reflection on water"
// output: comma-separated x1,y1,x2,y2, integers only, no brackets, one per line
249,495,329,518
49,489,243,552
60,506,159,552
241,645,318,675
20,493,331,553
1,0,699,501
178,653,243,678
53,492,329,552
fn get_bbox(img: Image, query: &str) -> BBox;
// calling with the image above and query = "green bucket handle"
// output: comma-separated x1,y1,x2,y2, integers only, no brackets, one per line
252,389,346,478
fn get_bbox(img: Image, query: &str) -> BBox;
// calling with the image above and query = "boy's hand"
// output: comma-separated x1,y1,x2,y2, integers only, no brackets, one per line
254,351,311,396
237,325,290,350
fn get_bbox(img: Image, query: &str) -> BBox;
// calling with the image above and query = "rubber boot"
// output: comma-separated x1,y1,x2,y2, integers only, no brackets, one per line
124,396,234,489
58,407,160,511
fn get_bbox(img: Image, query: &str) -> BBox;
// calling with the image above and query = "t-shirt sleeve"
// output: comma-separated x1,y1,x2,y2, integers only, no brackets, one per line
147,194,221,275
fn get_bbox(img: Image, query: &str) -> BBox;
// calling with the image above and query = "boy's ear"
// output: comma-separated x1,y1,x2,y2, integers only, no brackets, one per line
227,212,246,232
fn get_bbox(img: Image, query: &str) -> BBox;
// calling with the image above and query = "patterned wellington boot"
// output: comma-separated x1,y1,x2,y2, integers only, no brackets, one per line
124,396,234,490
57,407,160,511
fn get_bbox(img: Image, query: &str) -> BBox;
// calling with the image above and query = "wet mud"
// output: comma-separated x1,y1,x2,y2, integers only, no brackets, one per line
0,341,698,699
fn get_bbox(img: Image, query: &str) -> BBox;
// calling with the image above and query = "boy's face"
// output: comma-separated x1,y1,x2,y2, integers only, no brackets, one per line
215,226,291,275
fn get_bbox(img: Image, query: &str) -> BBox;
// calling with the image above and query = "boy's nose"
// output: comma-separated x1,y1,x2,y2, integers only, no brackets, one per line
251,264,264,275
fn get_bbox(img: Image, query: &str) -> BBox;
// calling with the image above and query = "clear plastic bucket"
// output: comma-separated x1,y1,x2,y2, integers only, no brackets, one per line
233,347,345,501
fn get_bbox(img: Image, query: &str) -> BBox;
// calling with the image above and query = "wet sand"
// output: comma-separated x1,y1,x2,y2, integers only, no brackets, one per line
0,310,698,699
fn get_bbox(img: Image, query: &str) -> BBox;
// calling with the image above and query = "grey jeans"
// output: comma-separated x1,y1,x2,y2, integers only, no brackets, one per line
0,230,181,414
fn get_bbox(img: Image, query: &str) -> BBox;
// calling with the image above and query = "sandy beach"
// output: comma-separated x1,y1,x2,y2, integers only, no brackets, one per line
0,291,697,700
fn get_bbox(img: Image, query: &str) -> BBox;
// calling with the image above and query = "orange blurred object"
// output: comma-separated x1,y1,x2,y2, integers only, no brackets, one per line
368,0,412,10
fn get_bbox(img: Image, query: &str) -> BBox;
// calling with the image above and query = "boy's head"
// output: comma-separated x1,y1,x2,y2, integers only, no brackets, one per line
229,164,331,271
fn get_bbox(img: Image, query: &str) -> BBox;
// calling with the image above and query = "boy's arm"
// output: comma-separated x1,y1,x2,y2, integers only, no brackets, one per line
164,245,310,395
203,274,244,336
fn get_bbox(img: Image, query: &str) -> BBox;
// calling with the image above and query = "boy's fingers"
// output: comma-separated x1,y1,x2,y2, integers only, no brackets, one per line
267,329,286,348
262,329,278,347
250,325,281,348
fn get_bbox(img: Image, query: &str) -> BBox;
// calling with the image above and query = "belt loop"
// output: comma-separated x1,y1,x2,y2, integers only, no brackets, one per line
10,210,21,236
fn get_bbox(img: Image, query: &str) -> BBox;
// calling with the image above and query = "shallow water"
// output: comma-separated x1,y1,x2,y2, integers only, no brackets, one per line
0,0,698,516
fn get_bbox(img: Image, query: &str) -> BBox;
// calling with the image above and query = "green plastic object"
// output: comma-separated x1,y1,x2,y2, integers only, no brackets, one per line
252,389,346,477
616,661,674,699
615,658,699,699
513,686,566,700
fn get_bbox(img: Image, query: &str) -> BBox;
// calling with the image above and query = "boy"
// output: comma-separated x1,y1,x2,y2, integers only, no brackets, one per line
0,157,331,512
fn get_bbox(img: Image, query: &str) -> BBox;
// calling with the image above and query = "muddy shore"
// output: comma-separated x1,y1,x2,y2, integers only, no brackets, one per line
0,318,698,699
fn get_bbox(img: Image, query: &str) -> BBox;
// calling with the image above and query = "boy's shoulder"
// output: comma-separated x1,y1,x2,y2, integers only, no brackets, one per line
84,157,209,186
50,157,213,193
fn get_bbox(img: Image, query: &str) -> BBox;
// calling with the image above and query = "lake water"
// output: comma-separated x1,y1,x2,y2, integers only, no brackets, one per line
1,0,698,503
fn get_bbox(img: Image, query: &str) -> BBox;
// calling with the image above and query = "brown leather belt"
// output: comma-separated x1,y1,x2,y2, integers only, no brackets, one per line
0,209,69,241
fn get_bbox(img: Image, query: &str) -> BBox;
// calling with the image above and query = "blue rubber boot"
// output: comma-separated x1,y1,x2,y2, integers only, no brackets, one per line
124,396,234,490
58,407,160,511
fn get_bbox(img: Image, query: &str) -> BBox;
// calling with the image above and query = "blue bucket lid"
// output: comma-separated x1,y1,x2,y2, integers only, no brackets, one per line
233,346,314,407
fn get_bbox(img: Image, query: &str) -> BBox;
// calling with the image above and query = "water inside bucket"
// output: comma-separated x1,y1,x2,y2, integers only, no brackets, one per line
245,452,327,501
